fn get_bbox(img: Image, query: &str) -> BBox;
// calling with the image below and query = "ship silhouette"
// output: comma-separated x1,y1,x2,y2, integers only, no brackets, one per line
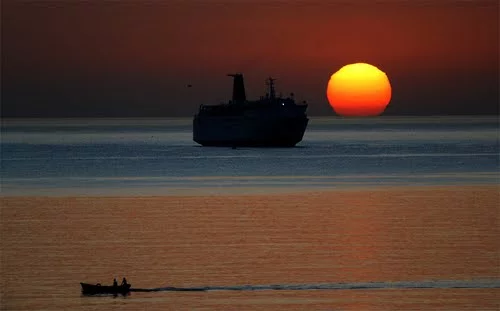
193,74,309,147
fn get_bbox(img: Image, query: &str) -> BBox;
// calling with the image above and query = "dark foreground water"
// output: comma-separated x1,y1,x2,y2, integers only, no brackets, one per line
1,116,499,310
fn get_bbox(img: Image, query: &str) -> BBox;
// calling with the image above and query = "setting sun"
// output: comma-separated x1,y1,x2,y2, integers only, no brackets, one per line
327,63,392,116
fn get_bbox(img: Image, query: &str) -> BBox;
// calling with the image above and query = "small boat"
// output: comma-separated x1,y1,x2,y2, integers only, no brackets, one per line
80,282,131,295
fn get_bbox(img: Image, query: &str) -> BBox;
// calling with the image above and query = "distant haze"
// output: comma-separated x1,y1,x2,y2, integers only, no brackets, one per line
2,0,498,117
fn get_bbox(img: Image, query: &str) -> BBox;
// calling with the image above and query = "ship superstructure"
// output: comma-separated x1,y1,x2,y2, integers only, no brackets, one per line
193,73,308,147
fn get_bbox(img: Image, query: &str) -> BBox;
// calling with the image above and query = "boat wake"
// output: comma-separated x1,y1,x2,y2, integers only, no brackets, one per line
130,279,500,292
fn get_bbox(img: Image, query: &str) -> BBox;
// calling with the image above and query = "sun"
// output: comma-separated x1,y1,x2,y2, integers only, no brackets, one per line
326,63,392,116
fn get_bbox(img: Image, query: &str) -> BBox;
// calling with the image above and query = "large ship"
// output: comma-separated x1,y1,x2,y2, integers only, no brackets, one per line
193,74,309,147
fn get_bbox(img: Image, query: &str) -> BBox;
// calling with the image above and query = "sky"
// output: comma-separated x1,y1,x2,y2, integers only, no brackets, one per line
2,0,498,117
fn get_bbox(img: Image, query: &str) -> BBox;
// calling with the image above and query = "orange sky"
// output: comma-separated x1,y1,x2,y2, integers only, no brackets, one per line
2,0,498,117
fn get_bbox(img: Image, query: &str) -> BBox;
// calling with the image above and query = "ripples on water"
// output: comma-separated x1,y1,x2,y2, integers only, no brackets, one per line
1,117,499,310
1,116,498,195
2,190,499,310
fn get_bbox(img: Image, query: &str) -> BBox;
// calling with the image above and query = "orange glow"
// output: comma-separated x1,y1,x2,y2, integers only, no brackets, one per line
327,63,392,116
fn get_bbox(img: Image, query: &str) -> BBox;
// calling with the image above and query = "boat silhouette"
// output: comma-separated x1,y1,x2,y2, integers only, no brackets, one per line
80,282,131,296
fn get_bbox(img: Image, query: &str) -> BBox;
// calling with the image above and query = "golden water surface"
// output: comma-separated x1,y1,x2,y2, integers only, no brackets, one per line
1,186,498,310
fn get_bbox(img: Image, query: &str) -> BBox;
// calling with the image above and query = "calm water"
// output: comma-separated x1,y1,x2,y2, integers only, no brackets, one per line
1,116,499,310
1,116,498,195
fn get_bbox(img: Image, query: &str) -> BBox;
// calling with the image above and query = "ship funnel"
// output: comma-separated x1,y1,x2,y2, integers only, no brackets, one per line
227,73,246,103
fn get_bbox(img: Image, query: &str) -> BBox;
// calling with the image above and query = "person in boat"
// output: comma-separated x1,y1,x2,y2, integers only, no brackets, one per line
113,278,118,287
121,277,128,286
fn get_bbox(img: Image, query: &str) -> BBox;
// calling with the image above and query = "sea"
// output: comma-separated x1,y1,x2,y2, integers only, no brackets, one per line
1,116,498,196
1,116,499,310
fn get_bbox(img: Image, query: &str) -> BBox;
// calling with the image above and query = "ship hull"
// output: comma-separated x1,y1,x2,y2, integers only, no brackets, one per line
193,116,308,147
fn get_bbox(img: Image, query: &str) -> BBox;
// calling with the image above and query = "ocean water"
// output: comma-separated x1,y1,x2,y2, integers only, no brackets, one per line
1,116,498,195
1,116,499,310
